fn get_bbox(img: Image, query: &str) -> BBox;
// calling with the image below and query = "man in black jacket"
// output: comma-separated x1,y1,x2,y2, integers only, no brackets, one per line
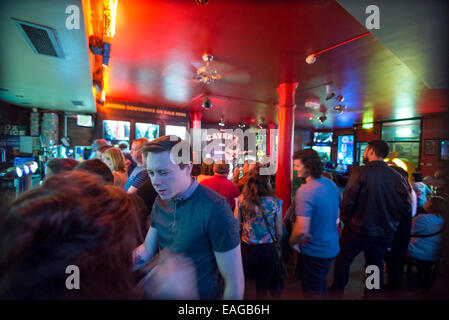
331,140,411,298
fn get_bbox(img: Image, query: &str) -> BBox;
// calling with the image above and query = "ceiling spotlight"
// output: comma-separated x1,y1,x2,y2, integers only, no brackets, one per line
202,96,212,109
334,104,347,114
219,116,225,127
238,121,246,128
318,114,327,124
325,92,335,101
306,54,317,64
336,94,344,102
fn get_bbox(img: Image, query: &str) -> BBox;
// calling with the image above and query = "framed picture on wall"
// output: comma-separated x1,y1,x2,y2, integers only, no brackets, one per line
424,139,439,156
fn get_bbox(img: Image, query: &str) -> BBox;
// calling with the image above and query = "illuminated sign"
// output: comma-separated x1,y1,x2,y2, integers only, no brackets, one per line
362,123,374,129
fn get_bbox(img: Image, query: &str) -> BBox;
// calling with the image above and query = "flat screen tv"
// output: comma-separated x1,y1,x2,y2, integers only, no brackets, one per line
77,115,93,127
313,132,333,145
337,135,354,165
103,120,130,141
441,140,449,160
165,125,187,140
136,123,159,141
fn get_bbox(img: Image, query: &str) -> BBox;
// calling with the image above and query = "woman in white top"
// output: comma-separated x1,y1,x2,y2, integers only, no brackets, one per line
102,147,128,189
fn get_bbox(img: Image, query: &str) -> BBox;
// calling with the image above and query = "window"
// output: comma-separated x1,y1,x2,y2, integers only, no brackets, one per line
381,119,421,168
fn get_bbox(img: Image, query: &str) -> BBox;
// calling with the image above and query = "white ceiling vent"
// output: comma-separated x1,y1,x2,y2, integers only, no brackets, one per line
12,18,64,58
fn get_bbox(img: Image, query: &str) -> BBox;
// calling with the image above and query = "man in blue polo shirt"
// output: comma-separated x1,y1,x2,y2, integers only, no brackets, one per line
289,149,341,299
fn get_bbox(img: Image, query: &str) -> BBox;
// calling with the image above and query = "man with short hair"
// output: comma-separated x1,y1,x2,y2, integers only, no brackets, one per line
289,149,341,298
124,138,149,194
133,136,244,300
200,161,240,210
331,140,411,297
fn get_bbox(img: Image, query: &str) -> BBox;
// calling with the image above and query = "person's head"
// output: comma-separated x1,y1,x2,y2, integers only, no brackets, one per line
75,159,114,184
142,135,192,201
102,148,126,173
0,171,141,299
411,172,424,183
91,139,110,159
130,138,149,165
118,141,129,151
201,159,214,176
363,140,390,163
241,164,274,218
213,161,230,176
45,158,78,178
293,149,322,180
424,195,449,218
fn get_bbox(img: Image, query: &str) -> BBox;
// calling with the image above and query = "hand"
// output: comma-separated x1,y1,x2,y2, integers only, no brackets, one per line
298,233,311,246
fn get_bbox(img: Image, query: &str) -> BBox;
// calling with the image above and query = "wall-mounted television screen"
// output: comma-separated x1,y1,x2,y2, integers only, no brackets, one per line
441,140,449,160
77,115,93,127
136,123,159,141
313,132,333,145
103,120,130,141
312,145,331,163
337,135,354,165
165,125,187,140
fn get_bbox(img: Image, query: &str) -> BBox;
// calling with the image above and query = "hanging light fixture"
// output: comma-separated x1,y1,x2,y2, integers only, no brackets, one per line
218,116,225,127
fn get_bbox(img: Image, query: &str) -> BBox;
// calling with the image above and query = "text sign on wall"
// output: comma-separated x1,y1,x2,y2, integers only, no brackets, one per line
102,102,187,118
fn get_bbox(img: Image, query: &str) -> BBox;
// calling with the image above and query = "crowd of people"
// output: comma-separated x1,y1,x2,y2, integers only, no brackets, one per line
0,136,448,300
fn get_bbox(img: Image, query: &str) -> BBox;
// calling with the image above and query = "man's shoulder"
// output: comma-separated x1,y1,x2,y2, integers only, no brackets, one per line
195,184,228,204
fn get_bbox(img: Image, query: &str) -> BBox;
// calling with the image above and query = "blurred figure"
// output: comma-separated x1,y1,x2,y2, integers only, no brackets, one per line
196,159,214,183
408,196,448,262
233,160,257,192
0,171,142,299
200,161,240,210
290,149,340,299
89,139,110,160
125,138,149,194
234,164,282,299
412,172,433,209
76,159,114,185
134,136,244,300
137,248,199,300
102,147,128,188
119,141,136,176
45,158,78,178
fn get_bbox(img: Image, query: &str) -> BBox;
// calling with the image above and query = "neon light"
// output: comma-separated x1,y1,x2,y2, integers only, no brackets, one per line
362,123,373,129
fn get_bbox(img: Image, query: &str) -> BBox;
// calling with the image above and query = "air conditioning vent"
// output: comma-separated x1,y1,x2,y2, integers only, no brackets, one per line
71,100,84,106
12,18,63,58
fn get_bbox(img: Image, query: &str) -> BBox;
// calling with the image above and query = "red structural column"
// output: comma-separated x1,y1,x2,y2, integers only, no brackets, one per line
190,111,202,129
275,82,298,215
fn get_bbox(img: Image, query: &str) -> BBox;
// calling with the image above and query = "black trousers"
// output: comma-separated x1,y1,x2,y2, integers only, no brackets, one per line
241,242,278,299
331,226,393,297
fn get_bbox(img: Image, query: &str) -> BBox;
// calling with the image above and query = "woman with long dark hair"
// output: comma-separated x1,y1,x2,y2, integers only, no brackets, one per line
234,164,283,299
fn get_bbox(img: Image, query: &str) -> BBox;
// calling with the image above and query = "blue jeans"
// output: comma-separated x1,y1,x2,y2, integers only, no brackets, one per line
296,252,334,299
331,226,393,298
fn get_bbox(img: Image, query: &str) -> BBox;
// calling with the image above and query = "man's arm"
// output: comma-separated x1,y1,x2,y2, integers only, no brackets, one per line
214,245,245,300
340,168,362,223
133,226,159,270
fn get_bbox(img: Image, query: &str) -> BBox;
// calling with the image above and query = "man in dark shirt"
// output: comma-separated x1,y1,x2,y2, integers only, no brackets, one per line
200,161,240,210
331,140,411,297
133,136,244,300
